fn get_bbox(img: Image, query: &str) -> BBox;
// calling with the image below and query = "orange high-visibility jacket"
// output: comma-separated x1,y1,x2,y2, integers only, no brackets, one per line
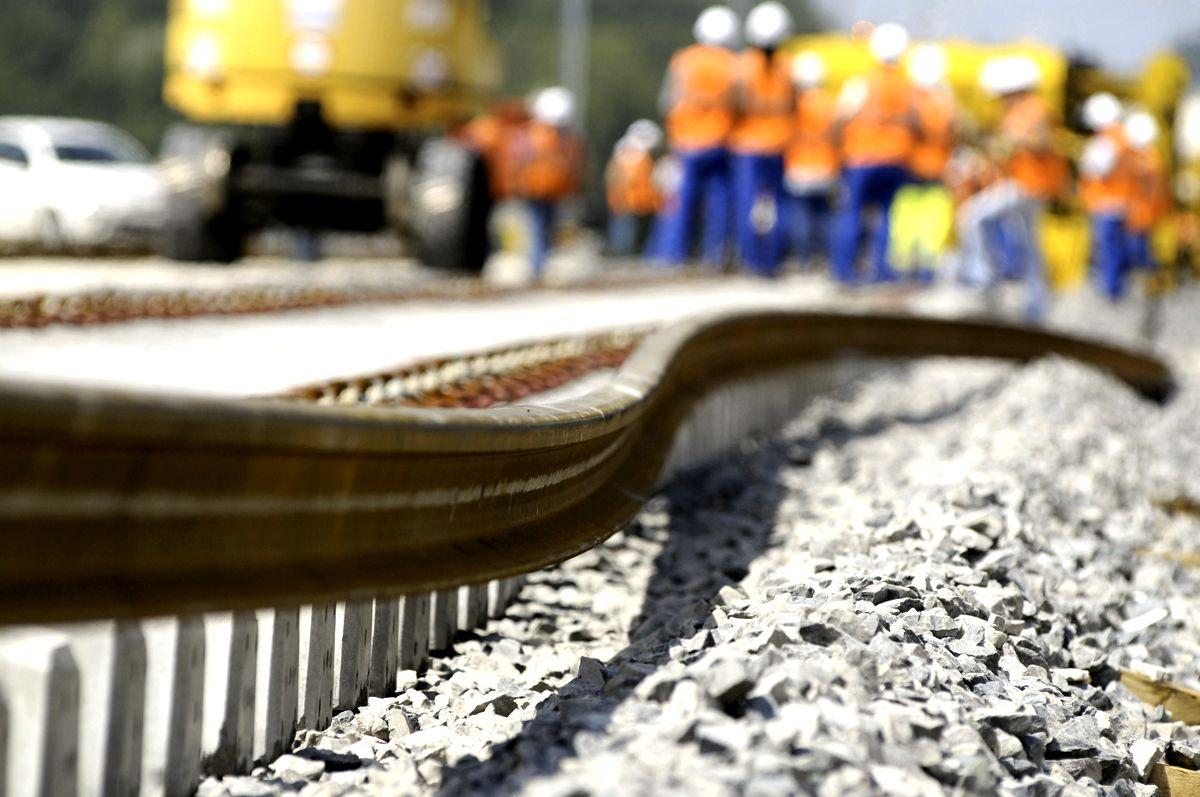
840,65,918,169
1001,94,1068,202
910,86,956,181
729,49,795,156
1080,125,1137,215
606,148,661,216
1127,146,1171,233
785,87,840,184
464,113,528,200
515,122,584,202
663,44,740,153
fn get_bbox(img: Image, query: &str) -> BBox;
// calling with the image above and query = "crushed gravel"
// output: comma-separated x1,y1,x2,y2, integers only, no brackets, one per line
199,286,1200,797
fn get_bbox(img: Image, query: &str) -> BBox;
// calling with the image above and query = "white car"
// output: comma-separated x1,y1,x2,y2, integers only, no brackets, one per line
0,117,169,251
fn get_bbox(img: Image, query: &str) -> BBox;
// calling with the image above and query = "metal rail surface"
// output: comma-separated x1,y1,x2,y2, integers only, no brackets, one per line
0,311,1172,626
0,266,701,330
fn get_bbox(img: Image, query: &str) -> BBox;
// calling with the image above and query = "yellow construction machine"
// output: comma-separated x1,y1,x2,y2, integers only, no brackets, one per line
159,0,500,267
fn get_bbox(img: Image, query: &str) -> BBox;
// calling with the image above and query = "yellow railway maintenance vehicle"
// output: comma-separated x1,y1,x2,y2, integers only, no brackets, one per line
160,0,500,268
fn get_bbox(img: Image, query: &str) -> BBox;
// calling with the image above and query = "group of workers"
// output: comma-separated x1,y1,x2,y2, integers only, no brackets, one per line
460,3,1173,311
462,87,586,277
600,3,1174,316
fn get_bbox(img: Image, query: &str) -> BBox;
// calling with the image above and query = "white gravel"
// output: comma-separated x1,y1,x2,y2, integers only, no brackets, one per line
188,282,1200,797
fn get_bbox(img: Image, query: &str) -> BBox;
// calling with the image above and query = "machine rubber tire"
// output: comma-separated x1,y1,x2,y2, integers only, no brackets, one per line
159,204,245,264
406,138,492,274
158,124,244,263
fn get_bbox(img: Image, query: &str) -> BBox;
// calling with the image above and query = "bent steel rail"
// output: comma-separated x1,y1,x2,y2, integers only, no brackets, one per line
0,311,1172,625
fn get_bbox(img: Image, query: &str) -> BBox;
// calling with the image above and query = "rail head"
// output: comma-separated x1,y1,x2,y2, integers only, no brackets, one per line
0,310,1173,624
0,310,1172,451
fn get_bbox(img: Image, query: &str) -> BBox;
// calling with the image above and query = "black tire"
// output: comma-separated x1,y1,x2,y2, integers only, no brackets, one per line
159,202,245,264
158,124,244,263
405,138,492,273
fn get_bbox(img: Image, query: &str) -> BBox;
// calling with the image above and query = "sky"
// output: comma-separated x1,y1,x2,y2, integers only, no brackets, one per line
809,0,1200,73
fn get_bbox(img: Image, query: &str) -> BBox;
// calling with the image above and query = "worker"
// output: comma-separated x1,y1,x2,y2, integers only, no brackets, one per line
831,22,919,285
1080,92,1136,300
463,98,530,202
1124,111,1170,273
605,120,664,257
908,45,957,185
657,5,741,266
729,1,796,277
993,54,1068,290
783,52,839,269
892,43,958,280
959,55,1064,321
514,87,585,280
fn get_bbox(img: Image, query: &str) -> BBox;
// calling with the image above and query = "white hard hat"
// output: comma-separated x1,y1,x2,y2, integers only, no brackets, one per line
792,52,826,88
1178,94,1200,161
1082,92,1123,132
1125,111,1160,149
694,5,740,49
980,55,1039,96
837,76,870,117
626,119,664,151
745,1,793,49
1080,136,1119,179
979,58,1008,94
870,22,909,64
907,44,947,88
532,86,576,127
1005,56,1041,93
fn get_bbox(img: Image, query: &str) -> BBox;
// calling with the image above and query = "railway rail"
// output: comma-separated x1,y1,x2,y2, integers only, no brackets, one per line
0,267,698,331
0,309,1179,796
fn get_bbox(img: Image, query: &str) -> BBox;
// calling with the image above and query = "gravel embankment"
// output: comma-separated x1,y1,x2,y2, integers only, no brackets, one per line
201,286,1200,797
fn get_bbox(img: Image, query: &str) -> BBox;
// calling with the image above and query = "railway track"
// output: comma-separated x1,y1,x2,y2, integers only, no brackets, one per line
0,309,1178,796
0,267,702,331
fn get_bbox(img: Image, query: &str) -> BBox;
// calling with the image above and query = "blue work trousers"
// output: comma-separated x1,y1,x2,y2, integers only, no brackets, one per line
1091,213,1131,301
991,217,1028,281
659,147,731,266
731,153,786,277
607,213,637,257
832,164,913,284
957,182,1048,323
527,200,557,278
1128,230,1156,272
644,214,668,260
784,190,832,267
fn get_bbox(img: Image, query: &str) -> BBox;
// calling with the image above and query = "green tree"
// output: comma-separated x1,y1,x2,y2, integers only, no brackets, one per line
0,0,170,148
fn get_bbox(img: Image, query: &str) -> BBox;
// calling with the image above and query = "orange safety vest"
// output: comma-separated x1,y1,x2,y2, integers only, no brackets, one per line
665,44,739,153
1002,94,1068,202
910,86,956,181
785,87,839,183
1080,125,1137,215
606,148,661,216
516,122,583,202
729,49,795,156
464,113,528,200
1127,146,1171,232
841,65,918,168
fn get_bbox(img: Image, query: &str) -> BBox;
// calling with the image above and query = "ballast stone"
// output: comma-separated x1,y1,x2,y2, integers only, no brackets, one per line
204,289,1200,796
